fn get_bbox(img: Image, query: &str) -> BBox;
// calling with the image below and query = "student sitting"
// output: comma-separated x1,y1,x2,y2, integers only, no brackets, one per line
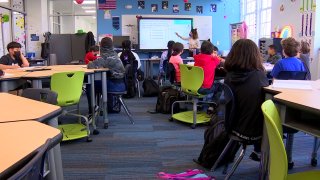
118,40,141,69
224,39,269,161
169,42,184,83
86,37,126,117
266,45,282,64
159,40,175,76
85,45,99,64
194,41,220,95
0,42,29,69
271,38,305,79
299,41,311,80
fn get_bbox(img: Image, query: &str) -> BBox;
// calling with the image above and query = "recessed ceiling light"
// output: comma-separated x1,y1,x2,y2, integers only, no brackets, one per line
82,6,96,10
85,10,96,13
73,0,95,5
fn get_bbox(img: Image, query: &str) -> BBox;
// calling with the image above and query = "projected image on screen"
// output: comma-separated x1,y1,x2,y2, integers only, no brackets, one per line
139,18,192,49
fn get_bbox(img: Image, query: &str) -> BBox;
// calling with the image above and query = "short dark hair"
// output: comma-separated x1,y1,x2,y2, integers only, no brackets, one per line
213,45,219,52
300,41,310,54
7,42,21,51
172,42,184,56
167,40,175,49
122,40,131,50
100,37,113,49
200,41,214,55
268,45,277,51
224,39,264,72
89,45,99,52
281,37,300,57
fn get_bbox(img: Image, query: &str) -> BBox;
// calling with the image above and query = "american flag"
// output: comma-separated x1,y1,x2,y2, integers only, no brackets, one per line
98,0,117,10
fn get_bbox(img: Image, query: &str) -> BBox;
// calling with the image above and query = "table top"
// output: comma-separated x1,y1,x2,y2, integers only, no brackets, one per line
0,93,61,123
0,121,62,178
264,80,320,94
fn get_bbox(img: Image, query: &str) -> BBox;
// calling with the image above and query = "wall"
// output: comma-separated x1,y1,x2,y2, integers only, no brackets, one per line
97,0,240,51
25,0,49,58
271,0,320,79
60,16,75,34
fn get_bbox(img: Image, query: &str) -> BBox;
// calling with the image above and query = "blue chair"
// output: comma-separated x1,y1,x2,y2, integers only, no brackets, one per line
277,71,307,80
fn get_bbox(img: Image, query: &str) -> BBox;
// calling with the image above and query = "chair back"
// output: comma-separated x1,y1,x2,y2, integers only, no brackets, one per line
277,71,307,80
261,100,287,180
22,88,58,105
166,63,176,84
8,139,51,180
179,64,204,96
50,71,85,107
220,83,236,133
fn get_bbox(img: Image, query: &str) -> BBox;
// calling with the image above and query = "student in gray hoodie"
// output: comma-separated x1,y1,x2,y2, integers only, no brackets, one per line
86,37,126,117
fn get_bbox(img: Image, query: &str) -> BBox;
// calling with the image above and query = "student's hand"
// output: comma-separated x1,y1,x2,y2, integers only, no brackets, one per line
11,64,20,69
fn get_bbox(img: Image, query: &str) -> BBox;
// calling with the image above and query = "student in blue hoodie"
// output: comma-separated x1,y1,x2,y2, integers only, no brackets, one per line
271,37,305,78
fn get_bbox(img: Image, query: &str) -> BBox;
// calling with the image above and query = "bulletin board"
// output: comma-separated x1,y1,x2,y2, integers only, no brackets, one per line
121,15,212,44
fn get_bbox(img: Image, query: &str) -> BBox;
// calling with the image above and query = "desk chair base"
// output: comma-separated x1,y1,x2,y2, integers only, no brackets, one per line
172,111,210,128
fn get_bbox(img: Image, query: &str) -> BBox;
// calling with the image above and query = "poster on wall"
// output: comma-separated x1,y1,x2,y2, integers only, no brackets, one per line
98,0,116,10
173,5,179,13
210,4,217,12
185,3,191,11
151,4,158,12
12,0,24,11
138,1,145,9
162,1,168,9
112,16,120,30
196,6,203,14
13,13,26,54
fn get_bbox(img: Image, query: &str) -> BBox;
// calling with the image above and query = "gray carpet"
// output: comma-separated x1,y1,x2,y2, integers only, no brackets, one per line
60,96,319,180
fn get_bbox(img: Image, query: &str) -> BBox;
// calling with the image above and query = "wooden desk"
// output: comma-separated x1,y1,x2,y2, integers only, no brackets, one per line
0,70,30,92
0,93,62,123
0,121,62,179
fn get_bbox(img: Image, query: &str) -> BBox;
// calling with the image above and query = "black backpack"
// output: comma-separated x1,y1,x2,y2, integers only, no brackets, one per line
196,84,239,169
155,86,182,114
142,78,159,97
107,93,121,113
123,64,137,98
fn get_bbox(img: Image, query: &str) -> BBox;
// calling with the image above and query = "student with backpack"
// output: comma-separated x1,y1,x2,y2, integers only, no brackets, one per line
118,40,141,69
223,39,269,161
169,42,184,83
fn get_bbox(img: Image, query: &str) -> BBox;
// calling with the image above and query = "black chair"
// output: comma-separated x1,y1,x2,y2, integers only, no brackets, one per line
277,71,307,80
8,139,51,180
276,70,307,169
21,88,58,105
211,83,260,179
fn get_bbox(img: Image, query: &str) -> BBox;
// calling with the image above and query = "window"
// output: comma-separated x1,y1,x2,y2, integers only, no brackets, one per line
241,0,272,42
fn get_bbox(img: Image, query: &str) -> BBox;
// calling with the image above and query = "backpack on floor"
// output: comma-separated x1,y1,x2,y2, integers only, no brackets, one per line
107,93,121,113
196,114,239,169
143,78,159,97
123,64,137,98
155,86,183,114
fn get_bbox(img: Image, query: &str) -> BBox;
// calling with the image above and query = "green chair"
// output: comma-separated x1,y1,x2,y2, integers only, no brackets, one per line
171,64,215,129
261,100,320,180
51,71,92,142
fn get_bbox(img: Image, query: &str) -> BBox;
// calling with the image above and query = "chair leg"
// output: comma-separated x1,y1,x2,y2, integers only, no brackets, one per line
191,98,198,129
211,139,235,172
77,103,81,123
286,133,294,169
118,96,135,125
224,144,247,180
66,112,92,142
136,79,141,98
311,137,319,166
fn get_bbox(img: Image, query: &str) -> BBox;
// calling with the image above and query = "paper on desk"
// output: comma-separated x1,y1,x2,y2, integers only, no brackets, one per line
17,67,36,70
272,80,312,90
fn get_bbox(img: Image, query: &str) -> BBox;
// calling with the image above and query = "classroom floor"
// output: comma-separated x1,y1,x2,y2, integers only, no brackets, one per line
59,96,319,180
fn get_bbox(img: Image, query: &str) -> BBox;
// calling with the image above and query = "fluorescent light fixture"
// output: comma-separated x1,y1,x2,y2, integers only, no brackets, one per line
82,6,96,10
92,16,96,19
0,0,9,2
73,0,95,5
85,10,96,13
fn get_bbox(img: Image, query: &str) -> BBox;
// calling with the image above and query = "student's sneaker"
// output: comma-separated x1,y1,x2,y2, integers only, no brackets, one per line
249,151,261,162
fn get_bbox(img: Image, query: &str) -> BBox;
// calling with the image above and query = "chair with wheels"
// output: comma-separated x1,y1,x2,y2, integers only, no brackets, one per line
8,139,52,180
261,100,320,180
51,71,92,142
277,70,308,169
210,83,260,179
171,64,215,129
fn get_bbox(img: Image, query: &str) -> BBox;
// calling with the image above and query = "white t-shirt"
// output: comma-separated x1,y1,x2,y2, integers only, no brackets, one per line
180,36,200,50
118,51,141,69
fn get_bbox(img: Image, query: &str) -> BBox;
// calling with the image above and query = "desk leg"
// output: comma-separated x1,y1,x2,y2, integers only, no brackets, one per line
89,74,97,132
101,71,109,129
32,79,43,88
0,81,9,92
47,117,64,180
311,137,319,166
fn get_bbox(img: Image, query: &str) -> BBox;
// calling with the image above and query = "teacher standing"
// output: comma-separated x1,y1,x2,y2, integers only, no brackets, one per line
176,28,200,57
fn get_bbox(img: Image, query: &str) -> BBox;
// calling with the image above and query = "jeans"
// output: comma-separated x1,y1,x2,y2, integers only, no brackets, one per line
86,79,126,114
